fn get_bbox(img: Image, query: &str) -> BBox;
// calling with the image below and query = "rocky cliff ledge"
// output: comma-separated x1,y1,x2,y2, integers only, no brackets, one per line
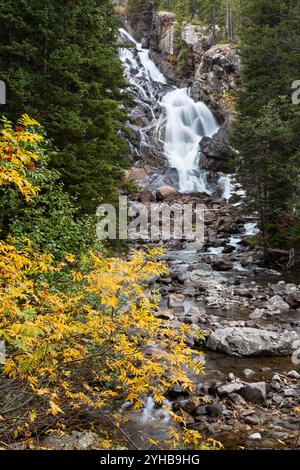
149,11,240,124
114,2,240,125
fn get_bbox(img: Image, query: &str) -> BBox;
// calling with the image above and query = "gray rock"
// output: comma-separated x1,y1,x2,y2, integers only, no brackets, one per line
272,394,283,405
266,295,290,313
217,382,243,396
244,415,259,425
248,433,261,441
168,293,185,308
287,370,300,379
206,327,299,357
283,388,297,397
154,309,175,320
244,369,255,378
239,382,267,404
286,291,300,309
272,374,281,382
250,309,264,320
206,403,225,417
195,405,208,416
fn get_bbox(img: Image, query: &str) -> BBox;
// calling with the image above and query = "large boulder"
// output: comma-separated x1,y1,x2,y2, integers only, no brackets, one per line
200,127,235,173
207,327,299,357
156,185,177,200
265,295,290,313
191,44,240,123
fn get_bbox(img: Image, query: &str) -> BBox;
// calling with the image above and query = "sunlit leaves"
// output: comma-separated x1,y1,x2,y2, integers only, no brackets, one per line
0,115,42,201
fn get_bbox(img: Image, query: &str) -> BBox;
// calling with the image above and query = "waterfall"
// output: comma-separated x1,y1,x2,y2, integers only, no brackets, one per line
159,88,218,192
119,28,219,194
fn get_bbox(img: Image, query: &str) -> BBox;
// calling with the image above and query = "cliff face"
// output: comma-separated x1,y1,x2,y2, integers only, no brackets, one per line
148,11,240,124
113,0,154,41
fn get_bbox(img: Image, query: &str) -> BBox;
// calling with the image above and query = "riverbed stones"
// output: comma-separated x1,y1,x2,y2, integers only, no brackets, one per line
217,380,267,404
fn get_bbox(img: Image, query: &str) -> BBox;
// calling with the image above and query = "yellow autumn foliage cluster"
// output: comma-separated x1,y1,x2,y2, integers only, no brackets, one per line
0,115,42,200
0,117,216,450
0,239,207,441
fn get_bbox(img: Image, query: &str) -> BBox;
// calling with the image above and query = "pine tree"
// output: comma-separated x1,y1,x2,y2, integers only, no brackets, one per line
233,0,300,252
0,0,129,214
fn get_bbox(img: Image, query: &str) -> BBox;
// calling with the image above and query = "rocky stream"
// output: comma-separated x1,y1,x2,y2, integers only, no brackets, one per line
116,23,300,451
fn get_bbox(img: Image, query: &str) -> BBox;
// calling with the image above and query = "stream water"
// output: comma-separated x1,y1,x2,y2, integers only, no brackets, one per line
118,29,300,450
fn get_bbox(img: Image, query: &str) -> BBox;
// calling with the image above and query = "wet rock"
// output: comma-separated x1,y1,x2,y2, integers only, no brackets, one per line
195,405,208,416
248,433,261,441
286,291,300,309
283,388,297,397
206,327,299,357
200,127,234,173
217,382,243,396
272,374,281,382
288,370,300,379
168,293,185,308
210,257,233,271
243,369,255,378
206,403,225,417
244,415,259,425
167,384,191,399
265,295,290,313
239,382,267,404
250,309,264,320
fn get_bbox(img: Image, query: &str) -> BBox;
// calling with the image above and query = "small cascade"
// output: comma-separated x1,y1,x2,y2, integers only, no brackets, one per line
139,397,172,426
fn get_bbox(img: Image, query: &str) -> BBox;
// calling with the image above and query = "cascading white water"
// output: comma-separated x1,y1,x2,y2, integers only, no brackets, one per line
159,88,219,192
119,28,166,85
119,28,220,194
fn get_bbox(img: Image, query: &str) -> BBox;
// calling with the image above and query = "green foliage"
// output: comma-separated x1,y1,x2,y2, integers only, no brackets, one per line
0,118,97,261
157,0,241,40
0,0,130,214
232,0,300,250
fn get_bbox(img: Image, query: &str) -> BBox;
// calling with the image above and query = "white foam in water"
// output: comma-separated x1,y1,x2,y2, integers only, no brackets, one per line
244,222,259,236
229,235,242,250
140,396,171,426
234,261,248,272
218,174,233,202
208,246,225,254
119,28,166,84
159,88,219,192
